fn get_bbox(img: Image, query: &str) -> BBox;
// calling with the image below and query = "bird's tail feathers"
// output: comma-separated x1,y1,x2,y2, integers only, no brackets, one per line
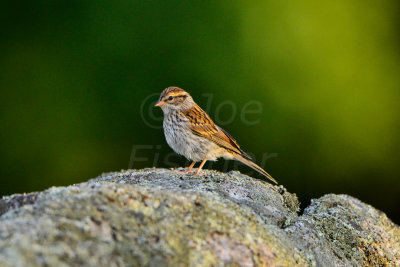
233,154,278,184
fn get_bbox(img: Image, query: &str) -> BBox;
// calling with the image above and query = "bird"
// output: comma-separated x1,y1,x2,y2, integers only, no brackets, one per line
154,86,277,184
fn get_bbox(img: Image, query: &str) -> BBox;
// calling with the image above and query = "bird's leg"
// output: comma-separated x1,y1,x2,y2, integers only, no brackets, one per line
195,158,207,175
180,161,196,174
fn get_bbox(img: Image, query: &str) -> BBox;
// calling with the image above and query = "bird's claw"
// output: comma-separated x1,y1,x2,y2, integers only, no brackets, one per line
173,169,194,175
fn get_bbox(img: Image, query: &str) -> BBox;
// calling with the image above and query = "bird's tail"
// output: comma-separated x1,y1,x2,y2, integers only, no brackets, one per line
233,154,278,184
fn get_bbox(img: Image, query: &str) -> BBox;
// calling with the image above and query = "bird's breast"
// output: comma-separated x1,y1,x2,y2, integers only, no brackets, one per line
162,112,217,162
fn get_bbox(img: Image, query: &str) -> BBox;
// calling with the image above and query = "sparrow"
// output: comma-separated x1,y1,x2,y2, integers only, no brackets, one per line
154,86,277,184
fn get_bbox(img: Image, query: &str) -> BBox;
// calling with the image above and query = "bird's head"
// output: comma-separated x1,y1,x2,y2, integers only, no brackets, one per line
155,86,194,113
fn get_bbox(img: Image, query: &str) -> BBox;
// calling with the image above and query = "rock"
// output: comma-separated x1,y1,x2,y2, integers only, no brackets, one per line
0,168,398,266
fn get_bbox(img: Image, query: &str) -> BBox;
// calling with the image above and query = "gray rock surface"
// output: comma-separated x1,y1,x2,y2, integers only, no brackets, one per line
0,168,399,266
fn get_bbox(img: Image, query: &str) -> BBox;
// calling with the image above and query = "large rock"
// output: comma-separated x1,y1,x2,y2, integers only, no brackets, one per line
0,168,399,266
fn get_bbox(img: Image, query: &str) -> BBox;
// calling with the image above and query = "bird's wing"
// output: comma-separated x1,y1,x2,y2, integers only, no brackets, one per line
181,104,252,160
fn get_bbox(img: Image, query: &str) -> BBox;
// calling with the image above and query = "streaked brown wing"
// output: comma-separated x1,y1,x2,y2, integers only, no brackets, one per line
181,104,251,159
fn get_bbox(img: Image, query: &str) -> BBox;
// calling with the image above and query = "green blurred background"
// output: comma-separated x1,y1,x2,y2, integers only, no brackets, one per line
1,1,399,223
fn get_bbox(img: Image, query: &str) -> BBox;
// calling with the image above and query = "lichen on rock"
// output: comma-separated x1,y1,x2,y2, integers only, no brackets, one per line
0,168,399,266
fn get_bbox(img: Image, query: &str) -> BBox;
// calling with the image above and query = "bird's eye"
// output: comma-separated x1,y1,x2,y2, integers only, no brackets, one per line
167,96,173,101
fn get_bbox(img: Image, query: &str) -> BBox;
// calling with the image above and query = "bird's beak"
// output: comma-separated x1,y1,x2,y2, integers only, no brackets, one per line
154,100,164,107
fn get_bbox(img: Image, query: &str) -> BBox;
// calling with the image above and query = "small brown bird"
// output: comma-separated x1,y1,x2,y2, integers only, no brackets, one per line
154,86,277,184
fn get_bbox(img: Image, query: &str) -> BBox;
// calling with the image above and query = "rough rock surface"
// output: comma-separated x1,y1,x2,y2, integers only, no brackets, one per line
0,168,399,266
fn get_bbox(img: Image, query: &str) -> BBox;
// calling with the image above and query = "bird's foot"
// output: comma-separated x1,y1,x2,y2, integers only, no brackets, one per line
174,169,194,175
193,169,204,176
